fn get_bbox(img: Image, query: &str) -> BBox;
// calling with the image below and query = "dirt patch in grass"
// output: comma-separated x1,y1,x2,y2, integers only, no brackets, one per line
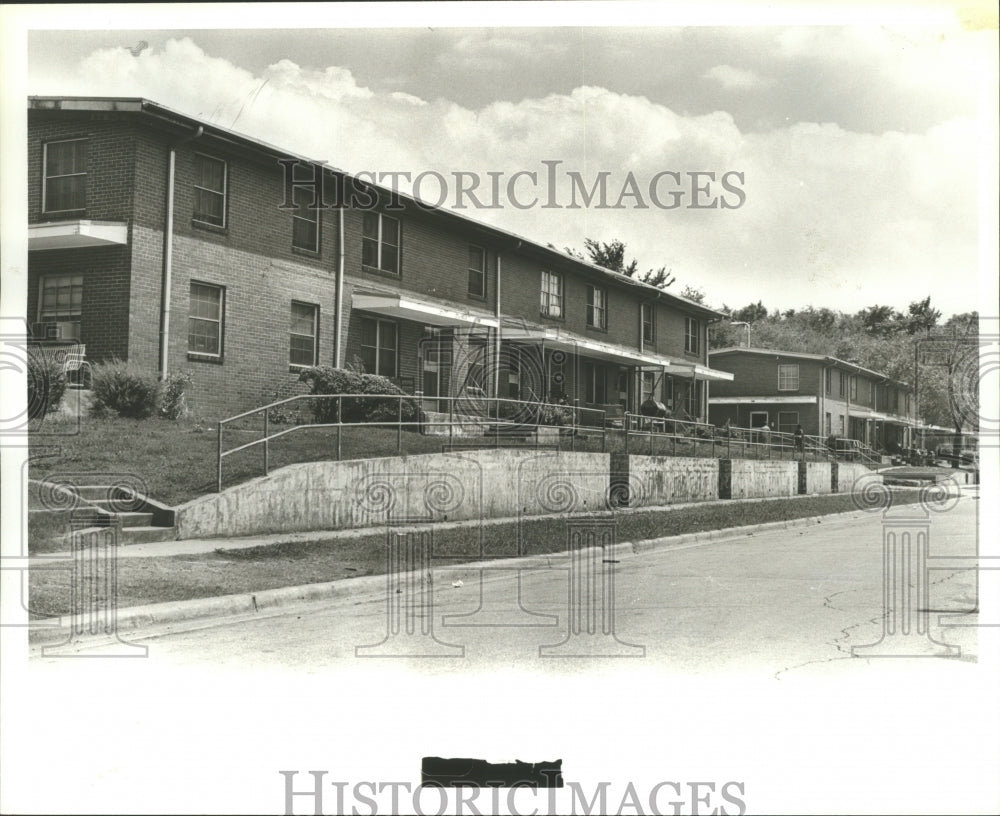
28,490,922,618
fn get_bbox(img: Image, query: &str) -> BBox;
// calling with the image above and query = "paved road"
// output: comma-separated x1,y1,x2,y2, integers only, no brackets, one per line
40,494,982,676
15,494,997,815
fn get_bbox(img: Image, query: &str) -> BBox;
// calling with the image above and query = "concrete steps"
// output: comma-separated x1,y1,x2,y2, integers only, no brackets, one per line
34,479,176,545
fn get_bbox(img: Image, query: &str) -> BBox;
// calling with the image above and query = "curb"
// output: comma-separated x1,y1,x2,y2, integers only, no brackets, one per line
26,502,898,647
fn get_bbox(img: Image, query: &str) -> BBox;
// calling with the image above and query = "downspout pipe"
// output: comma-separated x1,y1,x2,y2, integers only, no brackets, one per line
335,189,345,367
160,125,203,379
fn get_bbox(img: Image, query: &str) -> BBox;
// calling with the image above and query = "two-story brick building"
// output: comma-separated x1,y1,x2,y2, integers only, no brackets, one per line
707,347,915,451
27,96,732,420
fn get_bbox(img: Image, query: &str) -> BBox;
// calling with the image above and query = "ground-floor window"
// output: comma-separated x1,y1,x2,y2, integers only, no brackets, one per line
641,371,656,403
188,281,224,357
750,411,768,428
360,317,397,377
777,411,799,434
37,274,83,340
583,361,607,404
289,301,319,367
825,412,832,436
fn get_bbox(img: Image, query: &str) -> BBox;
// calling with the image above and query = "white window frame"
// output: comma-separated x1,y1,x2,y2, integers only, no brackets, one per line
360,317,398,377
291,186,320,252
641,302,655,344
362,212,401,275
42,138,88,214
540,270,563,318
777,364,800,391
188,281,225,358
289,301,319,368
193,154,228,228
586,285,607,329
684,316,699,354
37,274,84,340
468,245,486,298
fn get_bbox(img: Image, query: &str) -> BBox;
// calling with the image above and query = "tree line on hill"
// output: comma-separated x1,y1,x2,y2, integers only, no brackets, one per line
570,238,979,438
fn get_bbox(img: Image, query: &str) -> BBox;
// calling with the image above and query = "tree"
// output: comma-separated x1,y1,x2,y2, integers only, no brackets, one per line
857,304,903,337
905,296,941,335
573,238,676,289
731,301,768,325
680,285,706,304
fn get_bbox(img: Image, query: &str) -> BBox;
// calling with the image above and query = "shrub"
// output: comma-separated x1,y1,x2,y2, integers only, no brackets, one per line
160,371,193,420
27,348,67,418
296,367,418,424
538,402,573,426
90,358,161,419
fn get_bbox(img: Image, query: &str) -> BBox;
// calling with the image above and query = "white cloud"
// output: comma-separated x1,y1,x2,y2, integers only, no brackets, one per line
26,36,984,315
703,64,769,90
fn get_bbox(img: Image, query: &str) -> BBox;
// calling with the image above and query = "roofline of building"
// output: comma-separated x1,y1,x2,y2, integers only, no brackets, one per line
709,346,912,388
29,95,724,320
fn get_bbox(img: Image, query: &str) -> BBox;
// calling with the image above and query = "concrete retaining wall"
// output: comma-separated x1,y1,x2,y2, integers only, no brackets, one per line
727,460,798,500
836,462,883,494
175,450,609,539
804,461,834,495
626,456,720,506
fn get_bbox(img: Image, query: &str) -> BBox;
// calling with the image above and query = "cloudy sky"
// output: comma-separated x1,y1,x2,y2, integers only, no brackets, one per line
21,9,999,317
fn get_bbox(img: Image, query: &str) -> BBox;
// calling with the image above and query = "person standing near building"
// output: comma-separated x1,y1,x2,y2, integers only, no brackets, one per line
794,424,805,456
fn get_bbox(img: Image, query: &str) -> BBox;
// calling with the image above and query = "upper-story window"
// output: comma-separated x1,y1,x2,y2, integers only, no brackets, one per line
777,364,799,391
362,212,400,275
193,154,227,227
849,375,858,400
468,245,486,298
641,303,655,343
292,186,320,252
839,371,848,395
188,281,225,358
43,139,87,213
586,285,607,330
684,317,700,354
825,368,833,395
289,301,319,367
540,271,563,318
869,382,876,405
905,393,911,414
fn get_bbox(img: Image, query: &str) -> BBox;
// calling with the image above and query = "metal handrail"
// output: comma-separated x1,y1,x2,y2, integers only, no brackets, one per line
216,392,887,491
216,393,608,491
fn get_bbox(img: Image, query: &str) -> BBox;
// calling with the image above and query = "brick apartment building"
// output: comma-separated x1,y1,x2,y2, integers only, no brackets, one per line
707,347,916,451
27,96,733,420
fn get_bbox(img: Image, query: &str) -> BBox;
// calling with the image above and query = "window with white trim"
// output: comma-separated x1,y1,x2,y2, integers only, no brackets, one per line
292,185,320,252
360,317,397,376
641,371,656,402
43,139,87,213
38,274,83,340
289,301,319,367
540,271,563,318
849,375,858,400
193,154,227,227
188,282,224,357
684,316,699,354
362,212,400,275
468,245,486,298
586,285,607,329
641,303,655,343
777,364,799,391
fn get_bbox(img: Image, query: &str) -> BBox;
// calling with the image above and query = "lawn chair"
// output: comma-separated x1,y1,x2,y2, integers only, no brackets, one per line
62,344,92,389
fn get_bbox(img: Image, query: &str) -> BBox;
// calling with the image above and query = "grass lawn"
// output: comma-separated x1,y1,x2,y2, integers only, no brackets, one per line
28,490,923,618
29,416,457,506
28,415,822,509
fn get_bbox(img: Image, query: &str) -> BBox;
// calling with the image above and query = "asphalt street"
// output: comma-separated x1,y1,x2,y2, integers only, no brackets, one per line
13,493,998,815
36,493,982,676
